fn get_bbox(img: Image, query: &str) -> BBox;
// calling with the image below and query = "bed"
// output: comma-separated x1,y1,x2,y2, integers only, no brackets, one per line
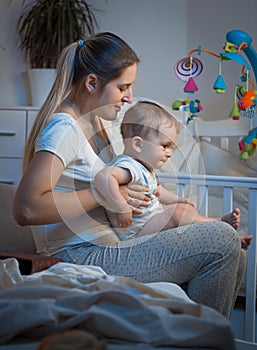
0,99,256,350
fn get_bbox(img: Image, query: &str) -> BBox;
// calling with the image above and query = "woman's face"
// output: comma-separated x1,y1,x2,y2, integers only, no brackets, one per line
94,63,137,121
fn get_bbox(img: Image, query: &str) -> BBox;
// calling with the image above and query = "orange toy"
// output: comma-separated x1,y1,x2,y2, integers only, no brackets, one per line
238,89,256,110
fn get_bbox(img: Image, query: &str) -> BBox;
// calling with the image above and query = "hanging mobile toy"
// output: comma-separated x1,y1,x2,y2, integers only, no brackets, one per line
237,69,257,118
238,127,257,160
172,98,203,123
213,56,227,93
235,69,257,159
229,84,241,120
173,55,203,122
174,56,203,93
229,68,257,120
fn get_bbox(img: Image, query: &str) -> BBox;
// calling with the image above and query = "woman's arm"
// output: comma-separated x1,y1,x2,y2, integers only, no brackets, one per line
13,151,99,226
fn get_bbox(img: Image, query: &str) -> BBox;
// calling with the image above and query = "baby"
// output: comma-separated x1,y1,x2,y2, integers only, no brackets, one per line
94,101,243,242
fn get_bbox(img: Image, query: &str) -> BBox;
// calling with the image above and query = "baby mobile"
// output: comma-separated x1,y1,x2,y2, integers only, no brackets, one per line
172,29,257,160
172,54,204,123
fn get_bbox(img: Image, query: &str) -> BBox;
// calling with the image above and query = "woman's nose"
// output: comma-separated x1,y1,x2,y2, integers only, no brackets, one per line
122,88,134,103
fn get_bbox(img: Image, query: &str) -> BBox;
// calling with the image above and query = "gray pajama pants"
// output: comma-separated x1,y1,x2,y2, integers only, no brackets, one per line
54,221,246,318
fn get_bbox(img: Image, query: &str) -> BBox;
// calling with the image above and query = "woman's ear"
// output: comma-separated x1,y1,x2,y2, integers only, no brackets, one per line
85,74,98,94
132,136,143,152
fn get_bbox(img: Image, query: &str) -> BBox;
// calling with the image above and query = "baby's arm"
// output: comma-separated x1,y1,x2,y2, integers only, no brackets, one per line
94,166,133,228
158,184,196,207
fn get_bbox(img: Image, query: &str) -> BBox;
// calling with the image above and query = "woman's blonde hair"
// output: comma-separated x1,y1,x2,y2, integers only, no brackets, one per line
23,32,140,170
120,101,180,140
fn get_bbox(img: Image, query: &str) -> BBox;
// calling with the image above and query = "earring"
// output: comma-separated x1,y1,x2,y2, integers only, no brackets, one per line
89,87,94,94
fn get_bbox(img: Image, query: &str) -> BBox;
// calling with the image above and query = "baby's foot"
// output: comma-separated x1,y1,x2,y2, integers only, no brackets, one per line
221,208,240,229
240,234,253,250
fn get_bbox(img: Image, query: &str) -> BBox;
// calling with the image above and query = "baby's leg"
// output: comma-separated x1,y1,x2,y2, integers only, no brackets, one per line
136,203,201,237
185,207,241,230
136,204,250,250
172,205,241,230
137,204,241,237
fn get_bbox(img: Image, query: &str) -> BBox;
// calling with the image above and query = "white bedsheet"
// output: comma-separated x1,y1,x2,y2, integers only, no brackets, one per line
0,258,237,349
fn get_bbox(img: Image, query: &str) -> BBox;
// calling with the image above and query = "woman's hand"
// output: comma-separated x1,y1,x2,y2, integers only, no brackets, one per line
119,183,151,214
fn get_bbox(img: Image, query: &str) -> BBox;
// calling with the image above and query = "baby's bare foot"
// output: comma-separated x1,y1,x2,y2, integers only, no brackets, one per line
221,208,240,229
240,234,253,250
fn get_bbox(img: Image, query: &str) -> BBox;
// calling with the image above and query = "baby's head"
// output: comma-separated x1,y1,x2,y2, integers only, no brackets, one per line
120,101,180,140
120,101,180,170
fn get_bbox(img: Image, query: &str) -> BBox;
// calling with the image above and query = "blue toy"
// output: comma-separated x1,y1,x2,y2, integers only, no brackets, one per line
225,30,257,159
225,30,257,83
172,99,203,123
238,127,257,160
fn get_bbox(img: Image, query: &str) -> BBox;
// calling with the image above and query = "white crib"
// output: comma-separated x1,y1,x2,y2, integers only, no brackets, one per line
159,116,257,347
158,172,257,345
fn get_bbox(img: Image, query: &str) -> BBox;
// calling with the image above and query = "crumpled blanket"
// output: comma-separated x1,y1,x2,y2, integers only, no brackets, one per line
0,258,236,349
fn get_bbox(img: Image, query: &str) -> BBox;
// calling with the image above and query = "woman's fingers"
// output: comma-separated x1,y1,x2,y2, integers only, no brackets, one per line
119,183,150,212
128,190,150,208
128,184,151,207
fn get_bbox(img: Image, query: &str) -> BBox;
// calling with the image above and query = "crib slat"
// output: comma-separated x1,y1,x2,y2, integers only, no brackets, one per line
198,185,208,216
177,184,185,197
220,137,229,151
245,188,257,342
223,187,233,213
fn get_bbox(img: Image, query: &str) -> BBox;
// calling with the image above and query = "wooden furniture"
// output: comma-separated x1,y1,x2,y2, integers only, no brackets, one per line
0,107,38,185
0,183,62,274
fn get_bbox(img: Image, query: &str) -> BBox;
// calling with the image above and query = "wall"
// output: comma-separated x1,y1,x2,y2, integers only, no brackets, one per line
0,0,26,106
1,0,257,121
92,0,187,106
0,0,188,107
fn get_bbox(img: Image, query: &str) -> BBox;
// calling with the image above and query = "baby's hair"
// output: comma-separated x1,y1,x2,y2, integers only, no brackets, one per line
120,101,180,140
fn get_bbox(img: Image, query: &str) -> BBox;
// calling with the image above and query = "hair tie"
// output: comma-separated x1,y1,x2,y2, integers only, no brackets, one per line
77,39,84,47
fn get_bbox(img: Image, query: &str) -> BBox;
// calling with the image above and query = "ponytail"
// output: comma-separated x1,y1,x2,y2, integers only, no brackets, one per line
23,42,78,170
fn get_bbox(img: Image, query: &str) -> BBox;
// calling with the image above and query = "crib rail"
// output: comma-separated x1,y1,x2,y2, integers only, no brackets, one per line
159,173,257,343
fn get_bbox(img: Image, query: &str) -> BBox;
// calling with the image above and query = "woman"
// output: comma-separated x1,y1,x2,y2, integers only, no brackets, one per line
14,32,247,318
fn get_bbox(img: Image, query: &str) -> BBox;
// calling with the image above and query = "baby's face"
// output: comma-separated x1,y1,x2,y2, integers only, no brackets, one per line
140,123,178,171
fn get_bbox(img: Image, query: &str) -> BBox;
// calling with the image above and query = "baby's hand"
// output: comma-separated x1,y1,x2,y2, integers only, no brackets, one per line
116,211,133,228
178,197,196,208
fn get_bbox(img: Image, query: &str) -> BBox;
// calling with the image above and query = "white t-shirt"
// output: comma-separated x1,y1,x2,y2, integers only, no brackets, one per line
32,113,119,255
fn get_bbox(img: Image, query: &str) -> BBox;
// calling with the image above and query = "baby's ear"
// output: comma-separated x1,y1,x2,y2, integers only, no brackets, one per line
132,136,143,152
